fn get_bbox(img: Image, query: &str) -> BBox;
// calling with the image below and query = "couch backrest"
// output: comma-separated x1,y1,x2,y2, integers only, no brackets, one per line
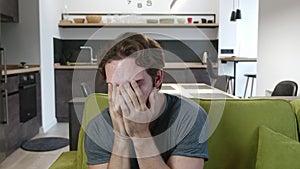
77,94,299,169
195,99,298,169
290,99,300,138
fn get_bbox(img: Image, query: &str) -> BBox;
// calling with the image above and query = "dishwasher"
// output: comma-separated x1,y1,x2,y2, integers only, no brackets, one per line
19,73,37,123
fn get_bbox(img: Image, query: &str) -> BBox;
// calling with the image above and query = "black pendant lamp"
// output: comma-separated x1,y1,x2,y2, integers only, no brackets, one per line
235,0,242,19
230,0,236,22
230,11,236,21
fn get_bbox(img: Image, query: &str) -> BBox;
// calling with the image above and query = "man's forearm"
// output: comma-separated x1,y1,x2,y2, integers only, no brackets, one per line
132,132,170,169
108,135,131,169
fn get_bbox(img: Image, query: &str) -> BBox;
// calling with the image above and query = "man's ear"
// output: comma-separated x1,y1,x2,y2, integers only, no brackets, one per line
154,69,163,88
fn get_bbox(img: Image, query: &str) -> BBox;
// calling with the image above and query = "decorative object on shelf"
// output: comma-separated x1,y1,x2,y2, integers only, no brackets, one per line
86,15,102,23
62,4,69,20
73,18,85,23
177,18,185,24
146,0,152,6
146,19,158,24
160,18,175,24
137,2,142,8
59,20,72,24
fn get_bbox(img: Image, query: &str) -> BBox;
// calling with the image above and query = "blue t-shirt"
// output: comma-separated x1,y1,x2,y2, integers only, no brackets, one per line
84,94,209,168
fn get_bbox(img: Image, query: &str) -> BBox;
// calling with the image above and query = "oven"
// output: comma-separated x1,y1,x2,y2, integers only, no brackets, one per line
19,73,37,123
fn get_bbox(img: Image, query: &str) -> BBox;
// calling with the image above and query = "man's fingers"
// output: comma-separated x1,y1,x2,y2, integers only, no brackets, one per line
131,81,146,110
108,83,113,103
117,94,130,117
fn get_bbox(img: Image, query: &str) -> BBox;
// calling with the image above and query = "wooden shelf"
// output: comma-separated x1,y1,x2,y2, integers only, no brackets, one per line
58,23,219,28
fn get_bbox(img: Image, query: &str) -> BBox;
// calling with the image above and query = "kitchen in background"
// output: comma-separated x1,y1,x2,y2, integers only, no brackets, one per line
54,38,218,65
1,0,42,163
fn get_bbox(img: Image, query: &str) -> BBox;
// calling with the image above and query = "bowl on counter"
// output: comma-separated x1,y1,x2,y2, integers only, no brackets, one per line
86,15,102,23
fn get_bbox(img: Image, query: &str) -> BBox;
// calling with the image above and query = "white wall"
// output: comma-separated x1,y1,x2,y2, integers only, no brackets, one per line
257,0,300,96
39,0,63,132
1,0,40,64
218,0,258,98
49,0,219,131
64,0,218,17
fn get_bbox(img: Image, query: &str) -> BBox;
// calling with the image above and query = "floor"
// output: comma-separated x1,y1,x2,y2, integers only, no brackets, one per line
0,123,69,169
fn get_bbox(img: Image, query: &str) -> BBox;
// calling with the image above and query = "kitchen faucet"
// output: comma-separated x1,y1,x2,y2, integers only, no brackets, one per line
80,46,97,64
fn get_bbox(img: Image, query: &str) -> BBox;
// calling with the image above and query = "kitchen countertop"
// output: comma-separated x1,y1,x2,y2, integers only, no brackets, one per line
55,62,217,70
2,65,40,75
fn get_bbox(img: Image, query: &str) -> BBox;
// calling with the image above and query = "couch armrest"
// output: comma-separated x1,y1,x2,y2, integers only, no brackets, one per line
49,151,77,169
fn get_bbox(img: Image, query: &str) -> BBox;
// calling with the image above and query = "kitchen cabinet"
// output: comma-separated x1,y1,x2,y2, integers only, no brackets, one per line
55,69,107,122
0,0,19,22
163,68,211,84
2,72,41,156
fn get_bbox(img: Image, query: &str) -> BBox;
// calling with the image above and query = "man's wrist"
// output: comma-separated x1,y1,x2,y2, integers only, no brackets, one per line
132,136,161,158
112,131,131,157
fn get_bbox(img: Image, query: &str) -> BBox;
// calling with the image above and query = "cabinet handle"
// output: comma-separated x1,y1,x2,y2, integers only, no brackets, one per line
4,49,8,84
19,84,36,89
0,48,8,83
1,89,8,124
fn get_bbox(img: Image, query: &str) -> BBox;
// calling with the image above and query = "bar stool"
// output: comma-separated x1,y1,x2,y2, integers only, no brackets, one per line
243,74,256,98
227,76,234,95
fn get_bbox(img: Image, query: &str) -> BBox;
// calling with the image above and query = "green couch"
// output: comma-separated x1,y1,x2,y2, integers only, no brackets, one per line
49,93,300,169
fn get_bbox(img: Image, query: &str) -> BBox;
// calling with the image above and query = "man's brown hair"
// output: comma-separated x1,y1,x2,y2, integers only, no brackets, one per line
98,32,165,85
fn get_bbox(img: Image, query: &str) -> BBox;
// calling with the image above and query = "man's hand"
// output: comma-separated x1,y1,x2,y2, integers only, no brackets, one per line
108,83,127,137
117,81,165,138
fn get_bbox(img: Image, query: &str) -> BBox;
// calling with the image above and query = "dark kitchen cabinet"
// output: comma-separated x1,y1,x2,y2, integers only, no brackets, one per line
3,72,41,156
0,0,19,22
55,69,107,122
163,68,211,85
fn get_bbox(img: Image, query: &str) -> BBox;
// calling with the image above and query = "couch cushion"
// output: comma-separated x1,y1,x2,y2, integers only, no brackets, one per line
194,99,298,169
256,126,300,169
76,93,109,169
49,151,77,169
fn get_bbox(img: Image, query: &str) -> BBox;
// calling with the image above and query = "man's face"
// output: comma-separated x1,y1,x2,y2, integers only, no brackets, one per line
105,57,155,104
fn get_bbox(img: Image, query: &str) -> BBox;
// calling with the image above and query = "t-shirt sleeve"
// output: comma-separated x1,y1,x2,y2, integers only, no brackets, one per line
171,108,209,161
84,131,111,165
84,112,114,165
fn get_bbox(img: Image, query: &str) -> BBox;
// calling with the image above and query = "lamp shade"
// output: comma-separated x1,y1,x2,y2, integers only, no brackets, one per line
236,9,242,19
230,11,236,22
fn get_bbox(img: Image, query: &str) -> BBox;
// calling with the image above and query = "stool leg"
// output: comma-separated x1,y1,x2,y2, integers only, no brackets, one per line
250,77,255,97
230,80,233,95
228,79,233,94
244,77,249,98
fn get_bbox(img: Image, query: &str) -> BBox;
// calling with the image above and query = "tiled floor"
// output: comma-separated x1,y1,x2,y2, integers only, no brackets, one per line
0,123,69,169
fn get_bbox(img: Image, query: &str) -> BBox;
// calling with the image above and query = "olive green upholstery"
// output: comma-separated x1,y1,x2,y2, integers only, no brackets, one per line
290,99,300,137
50,94,300,169
196,99,298,169
49,93,108,169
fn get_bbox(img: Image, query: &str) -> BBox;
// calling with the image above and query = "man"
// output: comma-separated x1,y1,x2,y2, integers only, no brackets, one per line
85,32,208,169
